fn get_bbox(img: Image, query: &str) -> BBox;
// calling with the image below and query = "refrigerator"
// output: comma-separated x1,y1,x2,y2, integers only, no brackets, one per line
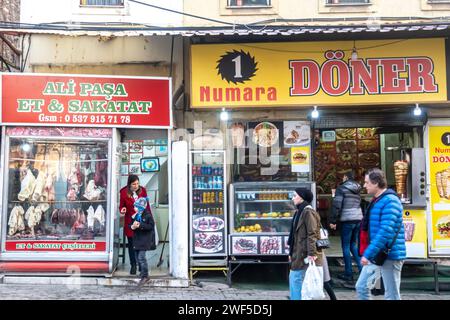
229,181,315,256
189,150,227,261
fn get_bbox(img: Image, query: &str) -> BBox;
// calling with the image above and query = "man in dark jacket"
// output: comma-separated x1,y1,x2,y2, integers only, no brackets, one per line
330,171,363,281
130,204,156,286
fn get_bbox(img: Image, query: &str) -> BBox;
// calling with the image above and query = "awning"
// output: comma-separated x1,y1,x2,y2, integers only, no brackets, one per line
0,22,449,37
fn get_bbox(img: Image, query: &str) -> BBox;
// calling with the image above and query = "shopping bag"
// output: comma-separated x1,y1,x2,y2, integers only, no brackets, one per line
301,261,325,300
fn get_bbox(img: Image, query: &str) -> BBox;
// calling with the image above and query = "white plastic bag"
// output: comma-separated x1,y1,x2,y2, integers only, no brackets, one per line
301,260,325,300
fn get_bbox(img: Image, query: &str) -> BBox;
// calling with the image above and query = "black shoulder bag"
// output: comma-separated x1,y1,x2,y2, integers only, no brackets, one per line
372,217,401,266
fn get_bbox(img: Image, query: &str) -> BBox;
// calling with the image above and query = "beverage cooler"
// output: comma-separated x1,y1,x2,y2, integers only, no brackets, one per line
229,181,315,257
189,150,227,262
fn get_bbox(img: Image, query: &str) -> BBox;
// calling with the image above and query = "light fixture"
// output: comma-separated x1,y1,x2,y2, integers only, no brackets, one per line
351,41,358,61
21,143,31,153
311,106,319,119
220,108,229,121
413,103,422,116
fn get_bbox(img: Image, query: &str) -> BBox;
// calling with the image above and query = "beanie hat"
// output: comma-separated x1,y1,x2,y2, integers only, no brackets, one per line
294,188,314,203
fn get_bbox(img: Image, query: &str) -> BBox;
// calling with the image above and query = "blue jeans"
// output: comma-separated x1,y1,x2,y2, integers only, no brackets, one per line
135,250,149,278
356,260,404,300
289,269,305,300
340,222,362,277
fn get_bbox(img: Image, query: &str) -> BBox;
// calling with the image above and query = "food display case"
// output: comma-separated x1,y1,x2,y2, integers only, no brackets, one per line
189,150,227,258
229,181,315,256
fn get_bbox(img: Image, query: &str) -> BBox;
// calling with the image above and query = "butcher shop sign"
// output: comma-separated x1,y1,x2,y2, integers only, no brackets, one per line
191,38,447,108
0,73,172,128
6,241,106,251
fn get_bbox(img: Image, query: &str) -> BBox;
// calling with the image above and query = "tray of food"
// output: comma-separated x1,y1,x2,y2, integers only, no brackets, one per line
336,128,356,140
357,139,379,153
358,153,380,167
232,236,258,254
336,140,357,154
259,236,282,254
252,122,279,147
193,216,225,232
194,232,223,253
357,128,378,139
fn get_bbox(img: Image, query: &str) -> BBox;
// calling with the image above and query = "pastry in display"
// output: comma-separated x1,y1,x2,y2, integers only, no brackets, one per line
394,160,409,197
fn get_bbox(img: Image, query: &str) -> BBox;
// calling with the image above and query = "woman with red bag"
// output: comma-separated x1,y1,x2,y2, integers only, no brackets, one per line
119,174,151,275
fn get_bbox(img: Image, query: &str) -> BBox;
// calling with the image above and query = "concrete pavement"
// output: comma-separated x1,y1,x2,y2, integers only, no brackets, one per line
0,281,448,300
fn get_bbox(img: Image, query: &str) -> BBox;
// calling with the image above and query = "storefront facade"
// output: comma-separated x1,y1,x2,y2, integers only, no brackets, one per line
188,37,450,261
0,73,172,273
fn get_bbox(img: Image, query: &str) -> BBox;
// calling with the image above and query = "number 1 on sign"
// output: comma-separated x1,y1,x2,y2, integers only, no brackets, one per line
232,55,242,78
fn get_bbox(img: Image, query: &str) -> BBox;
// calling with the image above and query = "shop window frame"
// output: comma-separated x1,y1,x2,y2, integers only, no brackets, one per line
227,0,271,8
1,131,112,257
80,0,125,7
325,0,371,6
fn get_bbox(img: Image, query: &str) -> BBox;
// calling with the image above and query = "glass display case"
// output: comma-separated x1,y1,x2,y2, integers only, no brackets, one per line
1,127,112,253
189,150,227,257
229,181,315,256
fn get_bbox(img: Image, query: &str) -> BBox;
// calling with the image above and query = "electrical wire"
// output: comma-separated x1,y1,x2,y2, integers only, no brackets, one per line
238,39,409,54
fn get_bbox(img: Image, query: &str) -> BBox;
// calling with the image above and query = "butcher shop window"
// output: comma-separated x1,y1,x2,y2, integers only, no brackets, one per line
326,0,370,4
228,0,271,7
80,0,124,6
5,137,109,243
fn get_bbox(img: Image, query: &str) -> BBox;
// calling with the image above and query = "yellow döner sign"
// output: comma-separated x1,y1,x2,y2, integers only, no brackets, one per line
191,38,447,108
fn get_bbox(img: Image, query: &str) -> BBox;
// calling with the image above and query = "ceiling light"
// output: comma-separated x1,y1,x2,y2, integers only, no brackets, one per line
413,104,422,116
311,106,319,119
220,108,229,121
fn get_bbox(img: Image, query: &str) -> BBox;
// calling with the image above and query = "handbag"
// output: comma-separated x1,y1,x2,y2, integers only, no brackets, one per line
316,225,330,250
372,218,401,266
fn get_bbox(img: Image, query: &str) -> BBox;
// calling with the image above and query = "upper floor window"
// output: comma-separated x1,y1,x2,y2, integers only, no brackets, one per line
326,0,370,4
228,0,271,7
80,0,124,6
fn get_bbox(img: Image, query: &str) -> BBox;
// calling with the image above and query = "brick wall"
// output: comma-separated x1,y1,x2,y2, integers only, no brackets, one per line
0,0,21,71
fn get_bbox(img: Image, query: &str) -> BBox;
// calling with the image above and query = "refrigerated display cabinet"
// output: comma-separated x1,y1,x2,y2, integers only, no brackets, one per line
229,181,316,256
189,150,227,259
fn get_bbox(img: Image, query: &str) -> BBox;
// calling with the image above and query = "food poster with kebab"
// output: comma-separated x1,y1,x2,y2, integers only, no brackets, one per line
313,128,380,194
428,126,450,252
403,209,427,258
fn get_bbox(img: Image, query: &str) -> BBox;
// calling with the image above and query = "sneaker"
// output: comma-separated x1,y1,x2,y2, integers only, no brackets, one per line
138,277,149,287
337,274,353,281
130,265,137,275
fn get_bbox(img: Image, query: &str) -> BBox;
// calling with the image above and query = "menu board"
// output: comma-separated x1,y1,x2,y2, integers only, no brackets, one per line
314,128,380,194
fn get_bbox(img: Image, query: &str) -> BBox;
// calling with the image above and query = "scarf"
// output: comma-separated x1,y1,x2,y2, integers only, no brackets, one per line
288,201,309,256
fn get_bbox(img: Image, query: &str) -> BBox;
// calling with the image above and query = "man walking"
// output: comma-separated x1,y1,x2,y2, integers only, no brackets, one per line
330,171,363,281
356,168,406,300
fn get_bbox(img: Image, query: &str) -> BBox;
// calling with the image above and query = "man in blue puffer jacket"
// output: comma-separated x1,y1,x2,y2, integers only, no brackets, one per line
355,168,406,300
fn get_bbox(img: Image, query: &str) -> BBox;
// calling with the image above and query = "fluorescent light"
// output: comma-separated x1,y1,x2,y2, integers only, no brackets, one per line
220,108,229,121
311,106,319,119
413,104,422,116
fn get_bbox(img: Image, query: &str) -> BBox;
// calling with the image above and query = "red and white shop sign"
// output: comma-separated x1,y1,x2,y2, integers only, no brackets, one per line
6,241,107,252
0,73,172,128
